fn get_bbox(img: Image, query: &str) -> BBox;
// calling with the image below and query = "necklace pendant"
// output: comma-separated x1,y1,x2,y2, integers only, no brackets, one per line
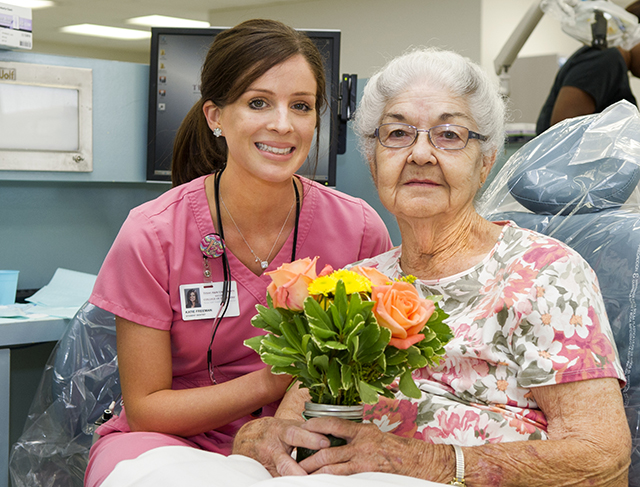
260,260,269,270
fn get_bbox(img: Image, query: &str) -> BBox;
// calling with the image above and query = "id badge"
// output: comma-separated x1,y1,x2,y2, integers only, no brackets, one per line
180,281,240,321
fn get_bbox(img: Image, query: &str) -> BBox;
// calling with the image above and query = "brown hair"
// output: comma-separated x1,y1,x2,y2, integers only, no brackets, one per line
628,1,640,19
171,19,327,186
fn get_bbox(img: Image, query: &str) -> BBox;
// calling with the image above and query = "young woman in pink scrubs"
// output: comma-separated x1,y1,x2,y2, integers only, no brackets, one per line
85,19,391,487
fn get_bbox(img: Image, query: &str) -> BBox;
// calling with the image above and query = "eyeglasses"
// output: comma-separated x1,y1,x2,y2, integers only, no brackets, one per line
374,123,488,150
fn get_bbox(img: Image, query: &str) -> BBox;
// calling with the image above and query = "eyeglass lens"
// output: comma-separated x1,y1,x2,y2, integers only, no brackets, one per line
377,124,471,150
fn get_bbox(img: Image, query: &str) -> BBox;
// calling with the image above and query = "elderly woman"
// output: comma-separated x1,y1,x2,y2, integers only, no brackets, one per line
231,47,632,486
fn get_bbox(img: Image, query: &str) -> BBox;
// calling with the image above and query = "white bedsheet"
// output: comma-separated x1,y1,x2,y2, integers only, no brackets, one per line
100,446,448,487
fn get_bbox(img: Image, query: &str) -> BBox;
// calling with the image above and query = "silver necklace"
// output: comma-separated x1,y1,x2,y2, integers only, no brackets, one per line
220,192,296,270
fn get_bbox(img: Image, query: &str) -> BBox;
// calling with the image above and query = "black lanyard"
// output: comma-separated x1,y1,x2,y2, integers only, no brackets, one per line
207,168,301,383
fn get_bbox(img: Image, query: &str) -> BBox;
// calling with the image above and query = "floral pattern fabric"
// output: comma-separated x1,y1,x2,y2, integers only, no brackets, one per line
358,222,625,445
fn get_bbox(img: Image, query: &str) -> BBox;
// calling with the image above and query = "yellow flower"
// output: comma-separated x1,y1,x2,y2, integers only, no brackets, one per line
308,270,372,296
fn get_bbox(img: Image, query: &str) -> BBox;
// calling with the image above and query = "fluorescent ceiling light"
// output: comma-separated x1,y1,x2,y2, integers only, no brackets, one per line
2,0,54,8
60,24,151,40
127,15,210,28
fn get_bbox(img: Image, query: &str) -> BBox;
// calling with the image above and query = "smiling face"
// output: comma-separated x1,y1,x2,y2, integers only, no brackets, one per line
371,82,495,224
203,55,318,184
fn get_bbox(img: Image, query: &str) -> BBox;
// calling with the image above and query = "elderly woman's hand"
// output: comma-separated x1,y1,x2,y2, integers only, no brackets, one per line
297,417,453,482
232,417,331,477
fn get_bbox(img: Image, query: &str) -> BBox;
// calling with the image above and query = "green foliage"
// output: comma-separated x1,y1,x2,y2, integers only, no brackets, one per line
246,280,452,405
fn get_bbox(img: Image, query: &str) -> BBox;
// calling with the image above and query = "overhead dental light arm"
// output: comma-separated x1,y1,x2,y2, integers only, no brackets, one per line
494,0,545,77
493,0,544,95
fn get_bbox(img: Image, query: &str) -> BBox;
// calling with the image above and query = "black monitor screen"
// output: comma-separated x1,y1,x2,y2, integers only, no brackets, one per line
146,27,340,186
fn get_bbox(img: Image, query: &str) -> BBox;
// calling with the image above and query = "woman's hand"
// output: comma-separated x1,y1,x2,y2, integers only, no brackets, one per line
232,417,331,477
297,417,452,482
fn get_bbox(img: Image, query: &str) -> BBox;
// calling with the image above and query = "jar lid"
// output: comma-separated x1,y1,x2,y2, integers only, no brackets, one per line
303,402,364,419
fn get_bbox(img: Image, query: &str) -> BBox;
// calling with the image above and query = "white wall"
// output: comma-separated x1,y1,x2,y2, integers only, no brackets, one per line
205,0,482,78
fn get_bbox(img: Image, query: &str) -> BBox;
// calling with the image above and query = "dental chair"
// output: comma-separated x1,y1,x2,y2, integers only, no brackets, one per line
8,101,640,485
478,100,640,485
8,302,119,487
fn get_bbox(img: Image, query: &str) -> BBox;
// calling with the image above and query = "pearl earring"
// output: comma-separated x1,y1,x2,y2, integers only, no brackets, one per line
213,127,222,137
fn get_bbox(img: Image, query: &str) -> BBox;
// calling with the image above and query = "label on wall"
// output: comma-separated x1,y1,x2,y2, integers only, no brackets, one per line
0,2,32,50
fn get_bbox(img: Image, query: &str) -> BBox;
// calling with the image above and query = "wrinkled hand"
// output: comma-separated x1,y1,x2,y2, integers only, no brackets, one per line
298,417,443,480
232,417,331,477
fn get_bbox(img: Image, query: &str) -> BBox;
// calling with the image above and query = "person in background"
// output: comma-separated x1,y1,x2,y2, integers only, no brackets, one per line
536,1,640,134
84,18,391,487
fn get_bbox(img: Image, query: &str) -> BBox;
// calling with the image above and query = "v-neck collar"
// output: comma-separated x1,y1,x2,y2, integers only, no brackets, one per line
188,175,318,305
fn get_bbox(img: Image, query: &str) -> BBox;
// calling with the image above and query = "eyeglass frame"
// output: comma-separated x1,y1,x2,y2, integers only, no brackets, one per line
373,122,488,150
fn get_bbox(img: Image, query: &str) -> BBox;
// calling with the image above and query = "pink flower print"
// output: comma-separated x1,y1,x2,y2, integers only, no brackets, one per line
476,262,537,319
363,397,418,438
522,242,568,269
508,416,539,435
553,307,617,383
438,357,491,391
417,408,504,445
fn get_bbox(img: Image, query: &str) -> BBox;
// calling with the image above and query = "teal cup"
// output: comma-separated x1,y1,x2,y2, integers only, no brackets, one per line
0,270,19,305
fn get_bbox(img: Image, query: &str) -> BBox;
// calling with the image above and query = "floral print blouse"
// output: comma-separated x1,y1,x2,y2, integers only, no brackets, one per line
357,222,625,445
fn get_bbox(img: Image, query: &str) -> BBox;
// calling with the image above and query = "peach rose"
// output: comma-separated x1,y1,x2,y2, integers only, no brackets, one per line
350,265,390,287
371,281,435,349
266,257,319,310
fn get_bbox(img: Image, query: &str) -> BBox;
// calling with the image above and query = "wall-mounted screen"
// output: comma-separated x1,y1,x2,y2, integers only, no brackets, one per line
146,27,341,186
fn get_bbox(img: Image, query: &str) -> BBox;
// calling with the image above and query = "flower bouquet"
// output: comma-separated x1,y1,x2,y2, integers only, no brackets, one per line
245,257,453,407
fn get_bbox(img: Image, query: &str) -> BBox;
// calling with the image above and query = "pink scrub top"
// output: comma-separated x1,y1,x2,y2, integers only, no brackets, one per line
88,174,392,454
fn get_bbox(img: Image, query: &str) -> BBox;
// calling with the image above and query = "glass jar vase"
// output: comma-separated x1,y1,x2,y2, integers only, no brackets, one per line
296,402,364,462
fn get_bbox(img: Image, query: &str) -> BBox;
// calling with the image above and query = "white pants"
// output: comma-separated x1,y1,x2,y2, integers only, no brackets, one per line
100,446,448,487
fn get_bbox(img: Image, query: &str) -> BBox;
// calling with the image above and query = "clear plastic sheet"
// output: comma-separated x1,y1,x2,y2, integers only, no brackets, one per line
541,0,640,50
8,302,120,487
477,100,640,484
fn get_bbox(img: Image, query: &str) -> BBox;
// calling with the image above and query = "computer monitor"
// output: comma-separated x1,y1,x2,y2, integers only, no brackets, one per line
146,26,340,186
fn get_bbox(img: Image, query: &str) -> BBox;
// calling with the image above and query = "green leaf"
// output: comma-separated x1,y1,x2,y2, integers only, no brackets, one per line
304,297,333,330
327,360,341,396
309,322,338,340
292,313,309,338
347,334,359,356
325,340,348,350
254,305,285,333
244,335,264,353
406,346,428,369
301,334,311,352
261,353,295,367
385,345,406,365
271,365,299,375
398,369,422,399
341,363,353,390
313,354,329,372
357,380,380,404
346,315,365,346
305,352,321,379
280,320,303,354
333,279,348,320
260,337,300,356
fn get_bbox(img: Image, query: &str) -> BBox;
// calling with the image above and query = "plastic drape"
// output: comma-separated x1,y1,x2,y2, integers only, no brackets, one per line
8,302,120,487
540,0,640,49
477,100,640,485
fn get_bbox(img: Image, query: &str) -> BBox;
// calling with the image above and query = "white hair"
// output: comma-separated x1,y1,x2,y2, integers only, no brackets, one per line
354,47,506,162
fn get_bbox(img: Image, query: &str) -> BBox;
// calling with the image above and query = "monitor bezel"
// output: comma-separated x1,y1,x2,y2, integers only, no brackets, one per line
146,26,341,186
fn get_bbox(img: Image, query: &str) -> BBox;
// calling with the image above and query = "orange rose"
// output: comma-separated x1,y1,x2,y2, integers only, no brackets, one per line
266,257,319,310
350,265,390,287
371,281,435,349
